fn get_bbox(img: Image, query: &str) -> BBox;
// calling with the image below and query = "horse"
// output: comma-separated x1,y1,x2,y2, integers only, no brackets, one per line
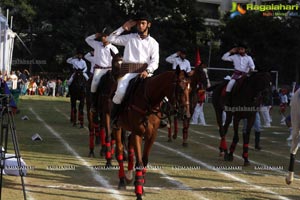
112,65,189,200
286,88,300,184
167,66,208,146
68,70,87,128
208,71,271,166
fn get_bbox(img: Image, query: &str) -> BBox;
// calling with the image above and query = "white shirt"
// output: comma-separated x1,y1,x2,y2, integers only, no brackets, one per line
166,53,191,72
108,27,159,74
10,74,18,90
84,52,96,73
66,57,87,72
222,52,255,73
85,34,119,68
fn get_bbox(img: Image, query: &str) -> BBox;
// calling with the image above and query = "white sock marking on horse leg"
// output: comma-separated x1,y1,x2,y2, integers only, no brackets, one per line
29,107,124,200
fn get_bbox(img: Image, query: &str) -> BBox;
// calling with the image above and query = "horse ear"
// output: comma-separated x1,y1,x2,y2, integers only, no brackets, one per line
110,49,116,57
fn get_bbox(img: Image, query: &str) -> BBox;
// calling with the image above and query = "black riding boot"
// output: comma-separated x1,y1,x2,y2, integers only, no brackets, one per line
255,131,262,150
90,92,97,113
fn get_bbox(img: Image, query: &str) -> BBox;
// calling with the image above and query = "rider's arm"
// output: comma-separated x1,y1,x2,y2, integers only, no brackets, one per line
248,56,255,71
221,52,234,62
165,53,178,64
84,52,95,64
85,34,98,49
107,27,131,46
66,57,76,65
146,41,159,74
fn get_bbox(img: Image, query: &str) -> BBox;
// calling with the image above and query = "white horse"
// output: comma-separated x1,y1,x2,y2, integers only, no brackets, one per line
286,88,300,184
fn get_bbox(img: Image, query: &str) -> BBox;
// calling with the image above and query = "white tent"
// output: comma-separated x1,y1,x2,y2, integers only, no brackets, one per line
0,13,15,76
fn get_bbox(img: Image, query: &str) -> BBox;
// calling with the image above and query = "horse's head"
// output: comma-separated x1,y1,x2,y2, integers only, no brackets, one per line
168,66,192,119
110,49,122,80
190,66,208,90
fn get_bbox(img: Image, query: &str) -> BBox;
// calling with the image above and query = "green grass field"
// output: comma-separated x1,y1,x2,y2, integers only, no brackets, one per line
1,95,300,200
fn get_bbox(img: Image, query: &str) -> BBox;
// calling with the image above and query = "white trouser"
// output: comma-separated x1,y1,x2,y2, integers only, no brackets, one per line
68,72,89,86
191,103,206,125
260,106,271,126
226,79,236,92
290,91,300,154
113,73,138,104
91,68,110,93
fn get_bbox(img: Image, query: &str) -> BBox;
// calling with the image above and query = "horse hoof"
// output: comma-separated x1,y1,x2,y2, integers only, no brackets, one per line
225,153,233,161
136,194,143,200
286,179,292,185
244,160,250,166
172,134,177,140
105,161,112,168
219,152,225,157
118,178,126,190
255,146,262,151
182,142,188,147
167,138,172,142
286,172,294,185
88,152,95,158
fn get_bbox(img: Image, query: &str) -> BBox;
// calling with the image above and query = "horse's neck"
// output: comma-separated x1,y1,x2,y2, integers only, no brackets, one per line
147,72,175,106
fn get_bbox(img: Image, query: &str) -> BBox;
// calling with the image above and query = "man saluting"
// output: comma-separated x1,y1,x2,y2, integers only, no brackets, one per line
107,12,159,120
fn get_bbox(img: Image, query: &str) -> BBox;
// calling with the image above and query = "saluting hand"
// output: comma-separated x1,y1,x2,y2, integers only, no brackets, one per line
229,48,237,54
122,20,137,31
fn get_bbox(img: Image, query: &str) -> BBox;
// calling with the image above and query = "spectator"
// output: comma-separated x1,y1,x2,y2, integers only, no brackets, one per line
190,88,207,126
260,86,272,128
279,88,288,125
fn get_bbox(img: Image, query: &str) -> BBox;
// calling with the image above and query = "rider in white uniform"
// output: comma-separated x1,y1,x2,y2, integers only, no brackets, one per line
85,28,119,112
66,50,89,86
107,12,159,120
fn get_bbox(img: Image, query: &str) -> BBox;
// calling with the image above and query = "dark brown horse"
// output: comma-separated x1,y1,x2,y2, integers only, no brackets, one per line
112,66,189,200
86,51,122,164
167,66,208,146
208,71,271,166
69,70,86,128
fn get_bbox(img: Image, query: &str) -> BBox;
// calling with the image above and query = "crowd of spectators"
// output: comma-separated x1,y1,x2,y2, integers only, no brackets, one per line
5,69,68,97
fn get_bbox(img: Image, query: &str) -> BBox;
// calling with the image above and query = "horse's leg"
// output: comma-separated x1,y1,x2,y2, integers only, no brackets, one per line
72,99,77,126
182,117,190,147
78,98,85,128
141,130,158,192
126,133,135,183
172,116,178,140
286,101,300,184
133,134,144,200
226,115,239,161
167,117,172,142
114,128,126,189
88,112,95,157
104,112,112,168
216,109,226,156
242,115,255,166
222,111,232,158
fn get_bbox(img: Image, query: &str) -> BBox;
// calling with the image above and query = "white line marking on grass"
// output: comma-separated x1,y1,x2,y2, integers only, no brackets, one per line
158,170,210,200
154,141,291,200
186,126,300,164
29,107,125,200
55,108,210,200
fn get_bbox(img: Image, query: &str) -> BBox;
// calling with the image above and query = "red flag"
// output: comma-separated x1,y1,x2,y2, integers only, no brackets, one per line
195,48,201,67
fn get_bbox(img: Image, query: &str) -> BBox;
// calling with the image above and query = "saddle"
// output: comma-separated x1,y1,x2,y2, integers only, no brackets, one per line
121,75,143,105
221,75,248,98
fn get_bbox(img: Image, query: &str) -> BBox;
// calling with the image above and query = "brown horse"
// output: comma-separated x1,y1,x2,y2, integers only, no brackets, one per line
167,66,208,146
112,66,189,200
208,71,272,166
87,51,122,164
68,70,86,128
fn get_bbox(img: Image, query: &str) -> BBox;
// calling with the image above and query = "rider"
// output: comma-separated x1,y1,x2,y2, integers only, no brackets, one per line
166,49,193,76
85,28,119,112
222,43,255,105
107,11,159,120
66,49,89,86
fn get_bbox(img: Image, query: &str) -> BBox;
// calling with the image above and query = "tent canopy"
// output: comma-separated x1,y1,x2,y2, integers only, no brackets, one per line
0,13,15,76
